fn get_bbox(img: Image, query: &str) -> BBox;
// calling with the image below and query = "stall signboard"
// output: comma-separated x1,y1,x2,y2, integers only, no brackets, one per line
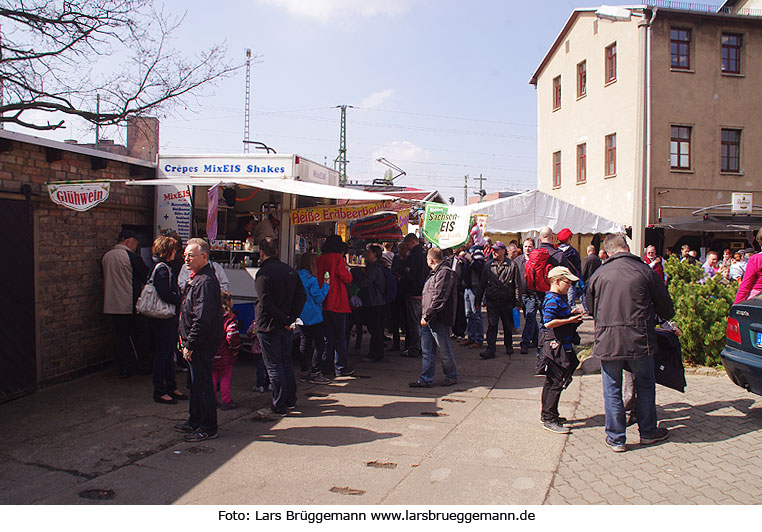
422,203,471,249
159,155,296,180
397,209,410,235
289,201,395,225
48,181,110,212
732,192,753,214
156,185,192,241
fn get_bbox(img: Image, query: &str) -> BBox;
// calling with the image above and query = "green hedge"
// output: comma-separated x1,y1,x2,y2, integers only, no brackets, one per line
663,256,737,367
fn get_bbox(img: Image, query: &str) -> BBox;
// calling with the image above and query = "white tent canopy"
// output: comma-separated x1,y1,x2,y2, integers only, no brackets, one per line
125,176,400,202
466,190,624,234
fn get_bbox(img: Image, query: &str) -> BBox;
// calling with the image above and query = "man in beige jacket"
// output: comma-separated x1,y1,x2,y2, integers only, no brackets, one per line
102,229,150,377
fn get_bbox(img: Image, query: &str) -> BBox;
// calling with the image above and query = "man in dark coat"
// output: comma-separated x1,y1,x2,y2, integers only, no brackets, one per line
514,237,539,354
409,247,458,388
557,228,582,306
586,233,675,452
255,236,307,416
399,233,430,358
176,238,224,442
475,241,521,358
580,245,602,311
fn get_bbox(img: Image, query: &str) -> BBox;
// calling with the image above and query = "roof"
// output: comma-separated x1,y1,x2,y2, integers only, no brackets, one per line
529,8,597,86
0,128,156,168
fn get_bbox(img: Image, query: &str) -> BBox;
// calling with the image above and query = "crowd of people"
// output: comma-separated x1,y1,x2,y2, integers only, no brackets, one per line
101,223,762,449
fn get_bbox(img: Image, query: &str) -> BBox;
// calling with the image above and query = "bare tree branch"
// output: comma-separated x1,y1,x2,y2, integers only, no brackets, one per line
0,0,245,131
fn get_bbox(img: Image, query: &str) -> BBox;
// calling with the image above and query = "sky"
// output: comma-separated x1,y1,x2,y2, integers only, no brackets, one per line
7,0,727,205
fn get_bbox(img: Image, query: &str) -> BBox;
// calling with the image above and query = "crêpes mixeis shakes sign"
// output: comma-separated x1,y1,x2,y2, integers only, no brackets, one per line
48,182,111,212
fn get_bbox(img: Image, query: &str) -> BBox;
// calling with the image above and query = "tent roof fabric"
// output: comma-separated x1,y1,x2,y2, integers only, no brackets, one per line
465,189,624,235
126,177,398,202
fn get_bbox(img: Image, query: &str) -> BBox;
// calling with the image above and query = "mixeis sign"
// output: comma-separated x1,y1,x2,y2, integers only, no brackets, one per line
48,182,110,212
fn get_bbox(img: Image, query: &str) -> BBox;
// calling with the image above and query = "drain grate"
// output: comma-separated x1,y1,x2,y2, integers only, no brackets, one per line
186,445,215,454
441,398,465,403
366,461,397,469
420,411,448,417
79,489,116,501
330,486,365,496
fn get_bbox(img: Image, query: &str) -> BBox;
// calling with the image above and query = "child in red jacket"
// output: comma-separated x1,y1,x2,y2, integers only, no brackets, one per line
214,291,241,410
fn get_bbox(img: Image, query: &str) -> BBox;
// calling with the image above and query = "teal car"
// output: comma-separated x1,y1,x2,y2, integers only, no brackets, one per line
722,296,762,396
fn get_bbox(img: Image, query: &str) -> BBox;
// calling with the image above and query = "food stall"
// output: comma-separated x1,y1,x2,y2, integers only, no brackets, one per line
127,154,402,308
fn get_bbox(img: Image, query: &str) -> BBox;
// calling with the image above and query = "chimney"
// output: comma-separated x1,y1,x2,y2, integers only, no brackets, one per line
126,116,159,163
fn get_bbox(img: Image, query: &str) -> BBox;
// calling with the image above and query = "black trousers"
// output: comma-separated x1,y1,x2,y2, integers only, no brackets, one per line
485,299,514,355
187,347,218,434
364,305,386,360
541,359,566,422
300,323,327,373
112,313,150,374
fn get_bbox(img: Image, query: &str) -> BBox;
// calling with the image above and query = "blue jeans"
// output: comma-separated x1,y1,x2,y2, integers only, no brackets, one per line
567,282,578,307
520,293,539,349
258,328,297,414
464,289,484,344
419,321,458,385
600,357,658,445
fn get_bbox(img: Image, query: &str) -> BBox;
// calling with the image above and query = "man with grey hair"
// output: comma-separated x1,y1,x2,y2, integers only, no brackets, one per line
175,237,224,442
586,233,674,452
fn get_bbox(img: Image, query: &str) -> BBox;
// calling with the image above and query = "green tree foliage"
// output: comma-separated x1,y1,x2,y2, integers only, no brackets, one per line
663,256,737,366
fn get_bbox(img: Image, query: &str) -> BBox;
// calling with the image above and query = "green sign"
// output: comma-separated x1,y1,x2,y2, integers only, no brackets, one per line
422,203,471,249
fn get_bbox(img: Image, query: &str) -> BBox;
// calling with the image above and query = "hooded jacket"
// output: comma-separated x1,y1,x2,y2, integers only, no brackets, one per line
316,252,353,313
422,260,458,326
586,252,674,361
298,269,330,326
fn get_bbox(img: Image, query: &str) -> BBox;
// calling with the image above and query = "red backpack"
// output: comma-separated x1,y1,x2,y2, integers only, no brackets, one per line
525,248,552,292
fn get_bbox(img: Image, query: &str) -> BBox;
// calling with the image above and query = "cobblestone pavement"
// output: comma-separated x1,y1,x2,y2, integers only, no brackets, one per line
545,372,762,504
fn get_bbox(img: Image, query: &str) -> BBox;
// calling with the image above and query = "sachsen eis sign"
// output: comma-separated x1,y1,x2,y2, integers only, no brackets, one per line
48,182,110,212
422,203,471,249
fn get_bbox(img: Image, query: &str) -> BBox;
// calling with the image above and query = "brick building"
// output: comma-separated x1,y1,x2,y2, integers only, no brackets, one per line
0,127,156,402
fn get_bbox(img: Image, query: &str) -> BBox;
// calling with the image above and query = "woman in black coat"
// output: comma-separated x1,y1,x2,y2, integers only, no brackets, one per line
149,235,186,404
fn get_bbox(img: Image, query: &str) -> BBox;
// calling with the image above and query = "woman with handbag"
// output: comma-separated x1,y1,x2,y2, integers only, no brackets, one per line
148,235,187,404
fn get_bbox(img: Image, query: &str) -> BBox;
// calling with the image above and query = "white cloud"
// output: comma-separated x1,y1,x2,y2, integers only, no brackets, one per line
371,140,430,170
359,89,395,109
256,0,414,22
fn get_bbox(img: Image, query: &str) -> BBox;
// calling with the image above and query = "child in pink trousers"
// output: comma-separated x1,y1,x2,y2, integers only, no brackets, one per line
214,291,241,410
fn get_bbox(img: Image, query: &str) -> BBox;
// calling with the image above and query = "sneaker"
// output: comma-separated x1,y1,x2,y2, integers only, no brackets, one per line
440,377,458,387
218,401,239,411
539,416,567,424
543,420,571,434
640,427,669,445
505,347,514,355
605,438,626,453
520,345,529,354
184,430,218,442
401,350,420,358
408,380,432,388
252,385,266,393
308,374,331,384
479,351,495,359
335,368,355,377
174,422,198,433
468,343,484,349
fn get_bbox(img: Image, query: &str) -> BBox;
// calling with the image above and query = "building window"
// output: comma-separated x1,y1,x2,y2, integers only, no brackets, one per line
553,151,561,188
605,134,616,176
577,61,587,98
670,126,691,169
576,144,586,183
670,28,691,69
721,129,741,172
605,43,617,83
553,76,561,110
721,33,742,74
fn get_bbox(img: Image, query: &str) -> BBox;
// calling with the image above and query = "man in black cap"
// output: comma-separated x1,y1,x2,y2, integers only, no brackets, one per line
101,229,150,377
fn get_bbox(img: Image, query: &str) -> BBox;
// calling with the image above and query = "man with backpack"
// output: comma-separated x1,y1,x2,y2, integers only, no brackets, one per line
475,241,521,358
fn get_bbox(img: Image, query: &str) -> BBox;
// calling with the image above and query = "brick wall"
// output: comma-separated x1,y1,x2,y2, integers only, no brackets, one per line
0,137,155,385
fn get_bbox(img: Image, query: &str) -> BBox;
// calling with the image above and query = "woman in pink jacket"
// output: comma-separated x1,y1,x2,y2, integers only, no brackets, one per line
734,230,762,304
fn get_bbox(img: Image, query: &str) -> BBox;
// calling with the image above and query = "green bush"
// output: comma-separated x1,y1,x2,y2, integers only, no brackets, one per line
663,256,737,366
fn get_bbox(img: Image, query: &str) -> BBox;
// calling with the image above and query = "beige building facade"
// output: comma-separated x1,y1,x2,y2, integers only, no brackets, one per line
531,2,762,254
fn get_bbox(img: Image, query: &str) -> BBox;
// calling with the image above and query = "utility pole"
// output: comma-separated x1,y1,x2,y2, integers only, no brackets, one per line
475,173,487,202
243,49,252,153
463,175,469,206
333,105,354,185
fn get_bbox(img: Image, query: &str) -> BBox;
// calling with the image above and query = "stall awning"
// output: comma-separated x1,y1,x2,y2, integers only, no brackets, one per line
464,189,624,235
125,177,400,202
652,216,762,232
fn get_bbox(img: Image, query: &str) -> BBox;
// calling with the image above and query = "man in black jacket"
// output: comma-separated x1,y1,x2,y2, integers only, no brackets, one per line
587,233,675,452
475,241,521,358
358,244,387,362
399,233,430,358
255,237,307,415
176,238,224,442
409,247,458,388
